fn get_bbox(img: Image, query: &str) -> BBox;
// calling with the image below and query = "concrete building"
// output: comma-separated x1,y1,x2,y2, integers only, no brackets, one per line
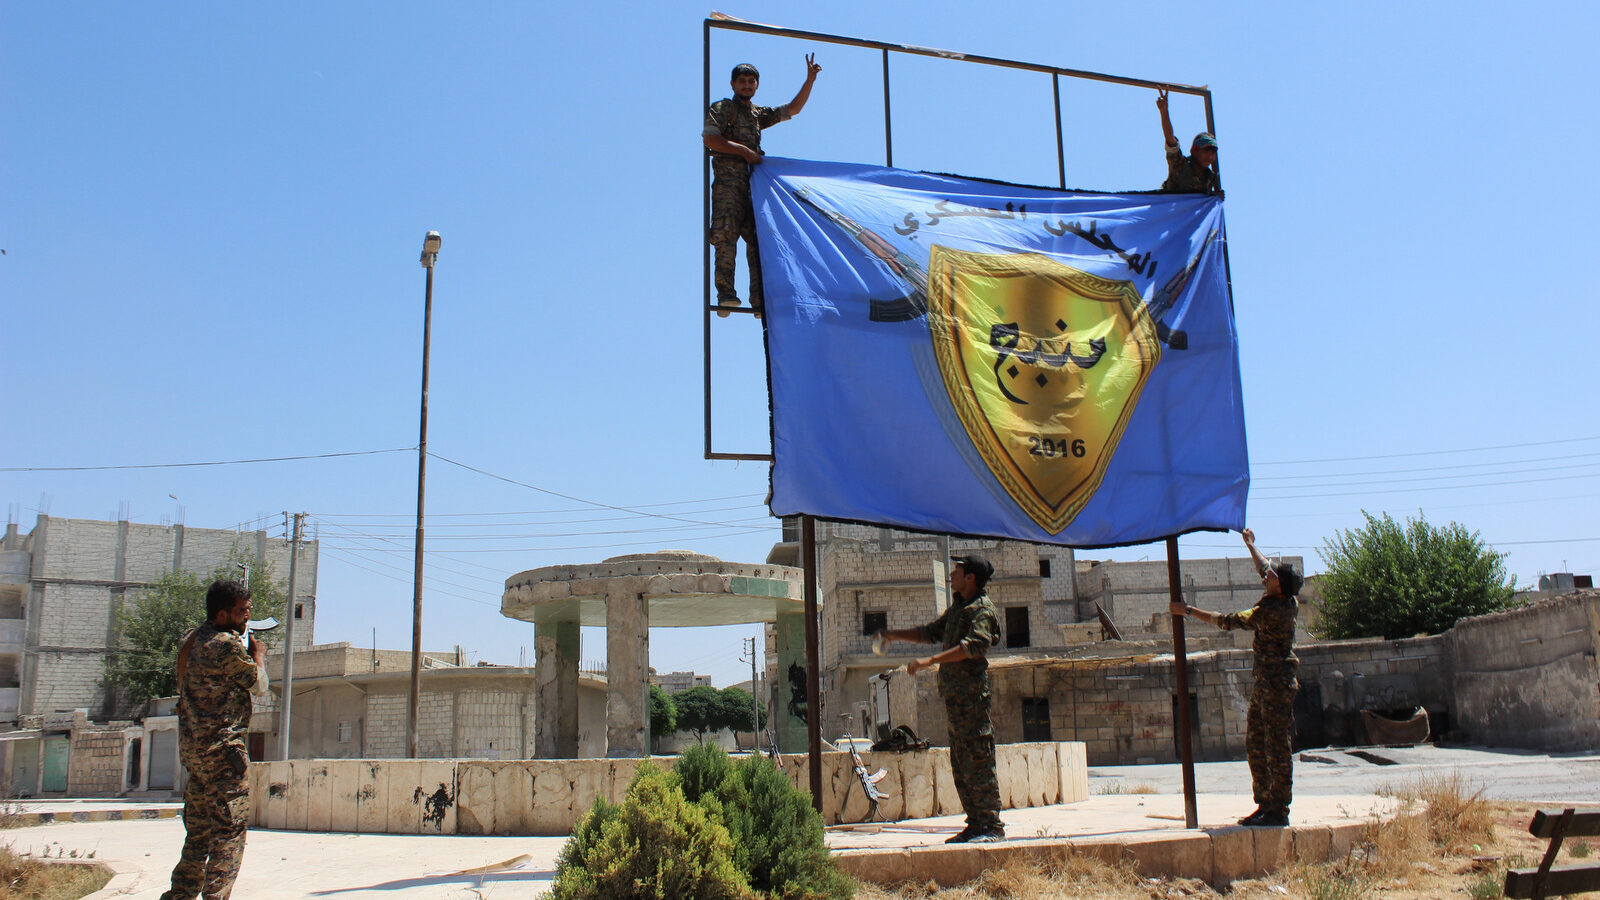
649,670,711,693
258,642,608,761
0,514,318,725
883,588,1600,764
765,520,1301,745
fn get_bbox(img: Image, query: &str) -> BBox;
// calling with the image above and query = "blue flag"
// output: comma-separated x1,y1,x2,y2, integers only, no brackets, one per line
755,157,1247,548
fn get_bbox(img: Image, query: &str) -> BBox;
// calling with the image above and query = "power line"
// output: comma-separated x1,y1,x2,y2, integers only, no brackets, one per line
427,453,759,529
1251,462,1600,493
310,493,767,519
1250,451,1600,482
1252,434,1600,466
1250,470,1600,501
0,447,411,473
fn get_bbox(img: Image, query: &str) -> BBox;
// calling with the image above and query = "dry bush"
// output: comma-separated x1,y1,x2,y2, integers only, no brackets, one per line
0,846,111,900
1376,771,1494,856
1094,782,1160,795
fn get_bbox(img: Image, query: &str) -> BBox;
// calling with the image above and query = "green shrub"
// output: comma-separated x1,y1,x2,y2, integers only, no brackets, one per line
550,764,751,900
676,740,734,804
712,755,854,900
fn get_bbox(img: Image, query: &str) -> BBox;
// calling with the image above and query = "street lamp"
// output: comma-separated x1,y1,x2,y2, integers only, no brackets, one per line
409,230,441,759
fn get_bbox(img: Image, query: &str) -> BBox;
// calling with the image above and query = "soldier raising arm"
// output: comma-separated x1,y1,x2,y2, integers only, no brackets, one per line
1171,529,1301,827
702,54,821,318
1156,88,1222,197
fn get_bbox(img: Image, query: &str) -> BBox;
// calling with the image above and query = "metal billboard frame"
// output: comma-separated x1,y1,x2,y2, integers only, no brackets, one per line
702,14,1215,462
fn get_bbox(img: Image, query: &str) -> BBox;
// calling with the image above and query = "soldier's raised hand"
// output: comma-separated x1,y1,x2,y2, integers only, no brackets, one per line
1242,527,1256,546
1156,88,1169,112
805,52,821,81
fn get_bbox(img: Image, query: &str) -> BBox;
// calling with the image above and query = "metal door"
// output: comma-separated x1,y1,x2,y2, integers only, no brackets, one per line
148,730,177,791
41,736,68,792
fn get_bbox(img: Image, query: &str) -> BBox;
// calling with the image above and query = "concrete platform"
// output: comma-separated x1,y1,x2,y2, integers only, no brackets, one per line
826,791,1402,888
0,791,1402,898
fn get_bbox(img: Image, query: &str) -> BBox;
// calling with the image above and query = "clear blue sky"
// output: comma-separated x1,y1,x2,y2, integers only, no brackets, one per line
6,3,1597,687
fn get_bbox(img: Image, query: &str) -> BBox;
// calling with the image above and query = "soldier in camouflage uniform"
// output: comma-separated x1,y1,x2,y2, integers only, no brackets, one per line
162,579,269,900
702,55,821,318
877,555,1005,843
1172,528,1301,827
1156,89,1222,196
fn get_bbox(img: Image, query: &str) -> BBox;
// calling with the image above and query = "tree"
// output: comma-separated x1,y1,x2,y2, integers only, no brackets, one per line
671,685,724,742
103,548,286,708
718,686,766,735
1314,511,1516,640
649,684,677,752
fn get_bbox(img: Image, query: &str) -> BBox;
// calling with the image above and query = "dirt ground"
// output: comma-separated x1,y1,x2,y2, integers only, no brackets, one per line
855,791,1600,900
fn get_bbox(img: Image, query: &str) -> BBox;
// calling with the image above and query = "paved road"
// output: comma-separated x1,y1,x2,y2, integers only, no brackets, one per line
1,744,1593,898
1090,744,1600,804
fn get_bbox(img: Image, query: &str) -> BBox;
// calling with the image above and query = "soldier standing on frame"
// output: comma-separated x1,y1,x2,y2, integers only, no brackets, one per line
877,554,1005,843
162,579,269,900
702,54,821,319
1171,529,1301,827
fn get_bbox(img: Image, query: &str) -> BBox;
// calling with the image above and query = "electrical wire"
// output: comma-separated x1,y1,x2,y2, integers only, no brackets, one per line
0,448,411,472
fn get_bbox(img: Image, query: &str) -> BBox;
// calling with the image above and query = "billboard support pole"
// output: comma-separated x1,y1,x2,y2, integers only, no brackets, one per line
801,515,824,813
1167,535,1199,829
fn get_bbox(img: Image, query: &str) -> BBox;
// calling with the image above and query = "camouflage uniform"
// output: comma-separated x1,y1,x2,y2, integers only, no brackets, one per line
919,590,1002,833
163,623,268,900
703,97,791,309
1162,143,1221,194
1218,594,1299,816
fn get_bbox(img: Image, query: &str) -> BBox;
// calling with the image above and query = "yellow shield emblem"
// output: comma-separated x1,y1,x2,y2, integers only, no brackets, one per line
927,246,1162,534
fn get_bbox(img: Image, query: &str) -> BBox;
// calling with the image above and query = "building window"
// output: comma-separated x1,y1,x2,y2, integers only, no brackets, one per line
862,611,887,636
294,603,304,619
1038,559,1052,578
338,721,354,743
1005,606,1030,648
1021,697,1051,741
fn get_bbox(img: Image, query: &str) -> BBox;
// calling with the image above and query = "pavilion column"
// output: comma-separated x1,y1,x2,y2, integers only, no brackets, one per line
773,611,808,753
533,618,579,758
605,587,650,757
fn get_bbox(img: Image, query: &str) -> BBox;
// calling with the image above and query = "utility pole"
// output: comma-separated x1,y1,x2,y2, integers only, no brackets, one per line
410,230,441,759
743,636,761,752
278,512,304,760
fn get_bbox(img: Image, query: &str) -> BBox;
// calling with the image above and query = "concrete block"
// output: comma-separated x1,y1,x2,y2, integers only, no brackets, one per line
1120,832,1211,880
1328,820,1362,859
416,760,457,834
1292,824,1332,864
263,761,290,830
454,762,494,835
285,761,310,832
355,760,388,834
900,752,935,820
872,754,904,822
496,762,535,835
303,762,334,833
528,760,574,834
383,760,422,834
1209,825,1255,885
931,749,960,817
246,763,267,827
1252,824,1293,872
329,761,359,833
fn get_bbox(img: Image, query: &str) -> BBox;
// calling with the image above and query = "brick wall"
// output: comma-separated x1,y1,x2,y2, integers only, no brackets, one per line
68,728,129,795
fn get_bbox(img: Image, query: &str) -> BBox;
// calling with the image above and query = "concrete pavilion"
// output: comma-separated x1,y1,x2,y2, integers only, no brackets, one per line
502,551,804,758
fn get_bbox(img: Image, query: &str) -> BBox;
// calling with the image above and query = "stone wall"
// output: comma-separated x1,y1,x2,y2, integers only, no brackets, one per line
248,740,1089,835
1445,591,1600,752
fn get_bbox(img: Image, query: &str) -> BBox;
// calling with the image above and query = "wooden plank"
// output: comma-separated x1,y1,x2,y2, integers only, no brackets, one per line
1529,808,1600,839
1504,864,1600,898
